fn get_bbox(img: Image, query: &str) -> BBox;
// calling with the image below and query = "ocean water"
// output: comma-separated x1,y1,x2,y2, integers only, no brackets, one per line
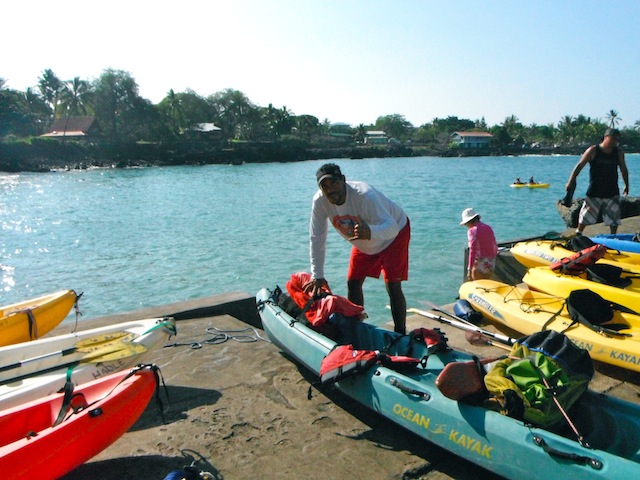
2,154,639,326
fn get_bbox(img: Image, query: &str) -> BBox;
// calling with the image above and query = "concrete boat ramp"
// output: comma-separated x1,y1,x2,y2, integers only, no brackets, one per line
53,289,639,480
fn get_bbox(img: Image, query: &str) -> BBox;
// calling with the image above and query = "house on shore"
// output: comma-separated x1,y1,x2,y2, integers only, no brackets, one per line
451,131,493,149
365,130,388,145
41,117,100,138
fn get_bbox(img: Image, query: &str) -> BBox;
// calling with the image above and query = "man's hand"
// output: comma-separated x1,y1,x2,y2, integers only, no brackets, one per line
349,218,371,241
303,277,331,297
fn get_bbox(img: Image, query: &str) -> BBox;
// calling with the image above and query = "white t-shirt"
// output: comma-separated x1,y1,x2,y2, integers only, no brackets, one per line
309,180,408,278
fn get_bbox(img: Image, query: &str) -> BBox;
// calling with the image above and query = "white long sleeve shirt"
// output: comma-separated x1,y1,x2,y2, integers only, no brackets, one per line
309,181,408,279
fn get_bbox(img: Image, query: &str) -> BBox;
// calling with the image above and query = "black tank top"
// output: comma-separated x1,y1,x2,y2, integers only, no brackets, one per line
586,145,620,198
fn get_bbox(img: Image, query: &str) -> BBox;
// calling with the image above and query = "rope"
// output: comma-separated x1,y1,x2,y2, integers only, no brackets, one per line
164,325,270,349
71,291,84,333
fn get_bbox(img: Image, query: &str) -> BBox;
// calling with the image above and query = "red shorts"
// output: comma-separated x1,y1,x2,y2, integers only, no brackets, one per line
348,219,410,282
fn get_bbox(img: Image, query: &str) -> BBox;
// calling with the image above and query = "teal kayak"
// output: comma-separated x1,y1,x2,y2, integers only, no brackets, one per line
257,286,640,480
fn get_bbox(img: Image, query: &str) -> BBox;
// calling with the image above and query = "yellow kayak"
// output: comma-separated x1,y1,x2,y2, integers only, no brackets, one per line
511,239,640,269
459,279,640,372
510,183,550,188
523,266,640,314
0,290,78,346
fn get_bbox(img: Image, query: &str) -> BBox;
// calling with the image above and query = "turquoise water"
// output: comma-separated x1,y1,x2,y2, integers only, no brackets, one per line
2,154,639,325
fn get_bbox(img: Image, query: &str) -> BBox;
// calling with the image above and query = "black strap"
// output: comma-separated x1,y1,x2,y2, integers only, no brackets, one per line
540,304,565,331
53,369,75,427
533,436,602,469
25,309,37,340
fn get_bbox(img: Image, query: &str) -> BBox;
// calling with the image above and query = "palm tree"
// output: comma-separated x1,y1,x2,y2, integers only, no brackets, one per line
353,124,367,143
38,69,63,117
165,89,185,137
557,115,574,145
606,109,621,128
60,77,90,117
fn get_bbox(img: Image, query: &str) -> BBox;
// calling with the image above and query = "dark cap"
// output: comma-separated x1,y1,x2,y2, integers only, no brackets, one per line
604,128,621,138
316,163,343,185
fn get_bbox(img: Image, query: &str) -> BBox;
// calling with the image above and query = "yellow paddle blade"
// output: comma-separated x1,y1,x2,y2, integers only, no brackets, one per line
75,332,139,352
81,341,147,363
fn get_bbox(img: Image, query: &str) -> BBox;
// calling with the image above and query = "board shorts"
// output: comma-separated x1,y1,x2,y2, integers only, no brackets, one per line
578,196,621,227
348,219,410,283
473,257,496,278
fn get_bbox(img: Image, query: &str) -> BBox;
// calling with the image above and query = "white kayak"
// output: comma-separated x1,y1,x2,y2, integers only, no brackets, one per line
0,317,176,411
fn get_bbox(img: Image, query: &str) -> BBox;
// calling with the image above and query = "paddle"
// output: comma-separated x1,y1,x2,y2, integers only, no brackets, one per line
464,330,512,351
406,307,516,348
497,231,563,248
0,332,143,375
0,338,147,387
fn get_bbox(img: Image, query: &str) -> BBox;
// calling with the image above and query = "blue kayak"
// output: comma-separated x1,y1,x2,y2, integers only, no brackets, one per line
590,233,640,253
256,286,640,480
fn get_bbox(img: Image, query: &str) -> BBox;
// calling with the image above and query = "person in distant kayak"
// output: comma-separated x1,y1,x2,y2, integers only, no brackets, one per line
514,178,524,185
565,128,629,234
528,176,537,184
305,163,410,335
460,208,498,281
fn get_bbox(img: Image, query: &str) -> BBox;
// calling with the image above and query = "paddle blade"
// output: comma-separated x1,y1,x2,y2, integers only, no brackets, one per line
75,332,138,352
75,331,135,350
81,341,147,363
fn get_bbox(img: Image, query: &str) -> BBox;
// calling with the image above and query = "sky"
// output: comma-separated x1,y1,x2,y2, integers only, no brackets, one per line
3,0,640,128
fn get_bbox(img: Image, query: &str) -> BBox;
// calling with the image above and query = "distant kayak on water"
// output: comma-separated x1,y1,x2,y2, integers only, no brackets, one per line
510,182,550,188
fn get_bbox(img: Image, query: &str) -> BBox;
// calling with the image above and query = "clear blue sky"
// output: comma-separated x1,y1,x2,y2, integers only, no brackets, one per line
3,0,639,128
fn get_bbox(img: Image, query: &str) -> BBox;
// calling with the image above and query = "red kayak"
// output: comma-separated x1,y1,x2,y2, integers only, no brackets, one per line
0,364,160,479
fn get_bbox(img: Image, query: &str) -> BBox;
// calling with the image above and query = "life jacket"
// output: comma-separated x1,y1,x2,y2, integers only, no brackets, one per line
483,330,593,428
285,272,364,327
550,244,607,275
318,344,420,386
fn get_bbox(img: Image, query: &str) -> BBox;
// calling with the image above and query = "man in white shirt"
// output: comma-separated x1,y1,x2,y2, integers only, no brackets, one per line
304,163,410,334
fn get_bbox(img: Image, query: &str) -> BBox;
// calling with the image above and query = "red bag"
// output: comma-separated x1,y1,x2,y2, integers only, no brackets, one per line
550,244,607,275
286,272,364,326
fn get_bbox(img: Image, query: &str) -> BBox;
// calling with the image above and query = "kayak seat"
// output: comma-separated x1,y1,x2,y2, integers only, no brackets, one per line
586,264,633,289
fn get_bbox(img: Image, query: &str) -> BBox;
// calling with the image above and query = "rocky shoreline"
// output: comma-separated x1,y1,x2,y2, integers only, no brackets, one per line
0,141,592,173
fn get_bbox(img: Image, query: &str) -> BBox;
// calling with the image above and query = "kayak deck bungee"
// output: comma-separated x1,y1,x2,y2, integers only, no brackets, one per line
0,317,176,411
0,290,80,346
458,279,640,372
523,266,640,315
257,286,640,480
511,240,640,269
0,364,161,479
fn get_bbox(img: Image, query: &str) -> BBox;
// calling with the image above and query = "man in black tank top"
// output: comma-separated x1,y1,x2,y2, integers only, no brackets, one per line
565,128,629,234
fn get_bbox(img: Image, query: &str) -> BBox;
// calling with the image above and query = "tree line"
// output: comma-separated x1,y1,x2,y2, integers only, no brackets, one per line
1,68,639,170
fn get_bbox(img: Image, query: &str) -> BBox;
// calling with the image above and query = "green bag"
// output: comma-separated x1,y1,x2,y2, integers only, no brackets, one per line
484,330,592,428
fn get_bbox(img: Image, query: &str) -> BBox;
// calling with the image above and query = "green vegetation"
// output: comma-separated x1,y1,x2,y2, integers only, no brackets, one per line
1,69,639,171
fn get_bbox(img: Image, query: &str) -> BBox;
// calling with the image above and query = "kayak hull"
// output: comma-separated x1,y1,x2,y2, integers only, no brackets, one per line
0,317,176,411
0,365,158,479
590,234,640,253
511,240,640,268
0,290,78,346
257,287,640,480
510,183,550,188
459,279,640,372
523,266,640,314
